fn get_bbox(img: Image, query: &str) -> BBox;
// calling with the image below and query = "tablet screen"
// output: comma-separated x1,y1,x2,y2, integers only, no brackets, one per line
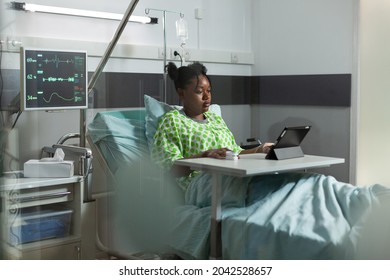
273,126,311,149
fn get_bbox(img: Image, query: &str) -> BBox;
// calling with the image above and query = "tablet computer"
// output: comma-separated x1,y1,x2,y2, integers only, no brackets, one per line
265,126,311,160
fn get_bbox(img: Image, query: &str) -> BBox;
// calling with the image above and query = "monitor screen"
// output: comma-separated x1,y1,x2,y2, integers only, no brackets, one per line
20,47,88,111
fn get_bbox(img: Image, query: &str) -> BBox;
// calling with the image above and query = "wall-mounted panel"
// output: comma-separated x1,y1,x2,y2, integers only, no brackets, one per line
253,74,351,107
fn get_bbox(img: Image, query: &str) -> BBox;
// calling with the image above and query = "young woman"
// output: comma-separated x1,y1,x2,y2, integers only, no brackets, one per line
151,61,273,188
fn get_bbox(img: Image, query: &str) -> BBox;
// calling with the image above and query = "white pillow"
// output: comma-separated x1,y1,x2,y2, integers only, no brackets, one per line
144,94,221,151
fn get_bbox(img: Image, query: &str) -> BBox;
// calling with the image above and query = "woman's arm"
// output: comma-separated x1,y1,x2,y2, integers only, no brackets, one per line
173,144,274,177
239,143,274,155
173,148,231,177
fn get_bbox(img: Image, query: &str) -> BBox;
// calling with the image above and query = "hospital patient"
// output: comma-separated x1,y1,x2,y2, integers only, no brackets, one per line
151,62,390,260
151,61,273,190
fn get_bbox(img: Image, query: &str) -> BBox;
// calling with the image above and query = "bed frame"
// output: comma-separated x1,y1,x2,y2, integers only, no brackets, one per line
86,108,183,259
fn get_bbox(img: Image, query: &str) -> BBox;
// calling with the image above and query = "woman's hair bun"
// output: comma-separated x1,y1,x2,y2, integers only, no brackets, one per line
165,61,210,90
166,62,179,81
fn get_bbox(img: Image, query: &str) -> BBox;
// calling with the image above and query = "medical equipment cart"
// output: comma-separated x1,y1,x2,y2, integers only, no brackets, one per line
0,174,96,259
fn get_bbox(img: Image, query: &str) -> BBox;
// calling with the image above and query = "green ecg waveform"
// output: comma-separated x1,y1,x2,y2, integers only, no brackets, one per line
43,55,75,68
42,77,75,82
43,92,82,103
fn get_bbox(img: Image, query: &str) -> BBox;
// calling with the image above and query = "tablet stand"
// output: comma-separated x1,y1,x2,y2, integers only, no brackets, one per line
266,146,304,160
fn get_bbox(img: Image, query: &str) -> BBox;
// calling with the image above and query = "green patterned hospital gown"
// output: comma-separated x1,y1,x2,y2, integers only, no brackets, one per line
152,109,243,189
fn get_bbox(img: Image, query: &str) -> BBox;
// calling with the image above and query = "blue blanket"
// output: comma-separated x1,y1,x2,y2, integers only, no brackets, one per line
168,172,390,259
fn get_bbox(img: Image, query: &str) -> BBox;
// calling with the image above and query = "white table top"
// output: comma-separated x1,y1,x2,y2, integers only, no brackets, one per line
0,171,83,191
174,153,345,177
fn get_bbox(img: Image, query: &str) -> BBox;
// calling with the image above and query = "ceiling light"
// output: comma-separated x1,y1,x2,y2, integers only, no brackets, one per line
11,2,158,24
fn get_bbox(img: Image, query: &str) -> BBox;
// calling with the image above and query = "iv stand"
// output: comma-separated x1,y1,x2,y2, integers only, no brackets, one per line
145,8,184,103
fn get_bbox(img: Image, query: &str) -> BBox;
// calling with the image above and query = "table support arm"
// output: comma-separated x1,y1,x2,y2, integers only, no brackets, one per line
210,172,222,259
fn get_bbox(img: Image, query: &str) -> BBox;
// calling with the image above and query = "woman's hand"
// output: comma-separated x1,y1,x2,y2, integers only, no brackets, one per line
240,142,274,155
174,148,232,177
255,143,274,154
201,148,232,159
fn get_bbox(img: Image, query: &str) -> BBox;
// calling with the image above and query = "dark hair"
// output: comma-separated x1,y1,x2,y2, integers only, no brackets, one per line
165,62,211,91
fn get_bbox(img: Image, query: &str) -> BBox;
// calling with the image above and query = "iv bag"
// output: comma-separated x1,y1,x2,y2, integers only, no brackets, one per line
176,18,188,43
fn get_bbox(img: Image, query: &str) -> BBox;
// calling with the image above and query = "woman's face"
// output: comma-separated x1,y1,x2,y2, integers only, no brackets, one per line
179,74,212,120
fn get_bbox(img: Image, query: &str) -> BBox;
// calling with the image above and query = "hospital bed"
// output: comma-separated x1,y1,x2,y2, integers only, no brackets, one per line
87,94,390,260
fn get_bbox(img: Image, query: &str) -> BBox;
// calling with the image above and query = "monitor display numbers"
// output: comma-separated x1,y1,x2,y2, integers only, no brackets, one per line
21,48,88,111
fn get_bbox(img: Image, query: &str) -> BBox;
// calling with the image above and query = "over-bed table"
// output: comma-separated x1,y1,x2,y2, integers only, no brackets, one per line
175,153,345,259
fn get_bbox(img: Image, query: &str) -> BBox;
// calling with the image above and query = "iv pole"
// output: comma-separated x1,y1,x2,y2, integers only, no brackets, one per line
145,8,184,103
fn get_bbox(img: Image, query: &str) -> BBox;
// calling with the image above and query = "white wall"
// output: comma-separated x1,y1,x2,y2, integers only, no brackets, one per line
251,0,355,76
0,0,253,74
249,0,357,182
357,1,390,187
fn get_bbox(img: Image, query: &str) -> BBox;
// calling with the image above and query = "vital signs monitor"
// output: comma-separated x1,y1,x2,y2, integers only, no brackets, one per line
20,47,88,111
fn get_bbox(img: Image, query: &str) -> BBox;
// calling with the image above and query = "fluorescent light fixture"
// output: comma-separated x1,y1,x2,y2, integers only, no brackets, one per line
11,2,158,24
